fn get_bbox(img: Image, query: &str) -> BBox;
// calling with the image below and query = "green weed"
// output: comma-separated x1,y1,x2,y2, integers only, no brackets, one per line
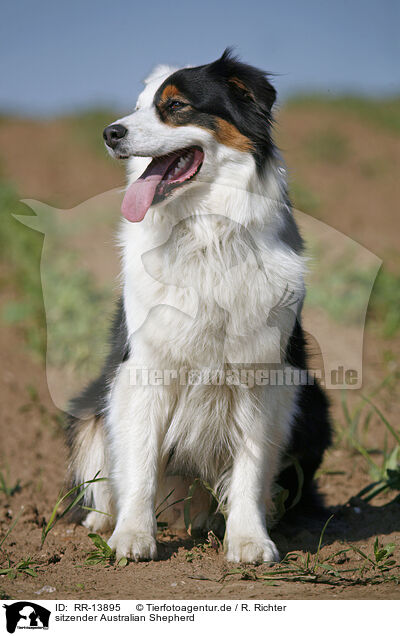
85,532,128,567
41,474,107,547
0,510,39,579
339,391,400,503
85,533,127,568
155,488,187,530
0,470,21,497
0,557,38,580
219,525,399,587
183,478,226,537
0,509,23,553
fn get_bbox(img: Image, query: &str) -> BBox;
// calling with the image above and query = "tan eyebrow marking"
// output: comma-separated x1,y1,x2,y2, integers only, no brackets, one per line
160,84,182,102
156,83,190,119
214,118,253,152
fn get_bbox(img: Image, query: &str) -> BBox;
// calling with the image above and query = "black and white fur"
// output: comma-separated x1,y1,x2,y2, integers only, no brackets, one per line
67,51,331,563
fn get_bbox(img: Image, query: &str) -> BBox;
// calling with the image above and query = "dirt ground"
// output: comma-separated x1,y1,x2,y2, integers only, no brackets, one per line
0,104,399,600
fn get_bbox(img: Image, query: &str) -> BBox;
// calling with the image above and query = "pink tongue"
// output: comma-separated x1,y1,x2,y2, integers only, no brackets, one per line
121,154,176,223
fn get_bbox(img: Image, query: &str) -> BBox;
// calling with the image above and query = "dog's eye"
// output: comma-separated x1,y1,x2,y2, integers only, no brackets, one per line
168,100,185,111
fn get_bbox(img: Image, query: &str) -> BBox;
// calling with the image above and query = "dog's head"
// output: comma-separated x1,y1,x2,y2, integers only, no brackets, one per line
104,49,276,222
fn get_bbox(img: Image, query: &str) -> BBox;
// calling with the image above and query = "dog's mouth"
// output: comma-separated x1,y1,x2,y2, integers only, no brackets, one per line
121,146,204,223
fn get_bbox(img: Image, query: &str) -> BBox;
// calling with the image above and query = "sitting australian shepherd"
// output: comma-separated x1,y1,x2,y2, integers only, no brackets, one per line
67,50,331,564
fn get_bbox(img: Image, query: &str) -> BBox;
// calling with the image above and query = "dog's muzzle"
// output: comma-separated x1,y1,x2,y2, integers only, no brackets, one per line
103,124,128,150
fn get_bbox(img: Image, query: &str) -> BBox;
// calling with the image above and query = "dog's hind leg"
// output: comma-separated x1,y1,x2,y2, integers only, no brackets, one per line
278,380,332,514
69,416,114,533
66,298,129,532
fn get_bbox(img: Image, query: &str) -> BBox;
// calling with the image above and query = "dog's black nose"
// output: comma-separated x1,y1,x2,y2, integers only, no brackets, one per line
103,124,128,149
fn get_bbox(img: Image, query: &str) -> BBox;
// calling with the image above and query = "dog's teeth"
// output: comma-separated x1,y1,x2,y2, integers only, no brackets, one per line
167,151,196,180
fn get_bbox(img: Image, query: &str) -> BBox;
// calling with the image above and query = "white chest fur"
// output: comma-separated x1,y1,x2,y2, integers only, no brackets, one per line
122,209,305,370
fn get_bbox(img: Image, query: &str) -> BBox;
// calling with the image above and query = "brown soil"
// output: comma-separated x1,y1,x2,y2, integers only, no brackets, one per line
0,105,399,600
0,117,124,207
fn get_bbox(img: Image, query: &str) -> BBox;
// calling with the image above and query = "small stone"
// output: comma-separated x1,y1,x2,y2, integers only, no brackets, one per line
35,585,56,595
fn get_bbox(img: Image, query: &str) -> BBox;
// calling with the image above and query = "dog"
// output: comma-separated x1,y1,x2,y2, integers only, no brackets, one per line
67,50,331,564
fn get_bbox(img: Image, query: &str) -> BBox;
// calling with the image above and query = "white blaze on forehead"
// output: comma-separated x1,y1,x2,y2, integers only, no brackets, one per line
144,64,177,85
124,65,179,184
135,64,178,110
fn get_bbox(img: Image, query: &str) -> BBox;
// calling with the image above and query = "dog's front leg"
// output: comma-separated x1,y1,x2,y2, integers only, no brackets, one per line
225,391,284,564
106,363,170,561
225,436,280,564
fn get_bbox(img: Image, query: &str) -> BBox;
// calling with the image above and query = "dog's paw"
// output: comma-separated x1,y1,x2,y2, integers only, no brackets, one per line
83,511,113,534
107,529,157,562
225,536,279,564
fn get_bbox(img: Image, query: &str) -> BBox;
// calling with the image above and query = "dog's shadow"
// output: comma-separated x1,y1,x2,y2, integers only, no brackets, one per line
153,499,400,561
272,499,400,555
156,535,197,561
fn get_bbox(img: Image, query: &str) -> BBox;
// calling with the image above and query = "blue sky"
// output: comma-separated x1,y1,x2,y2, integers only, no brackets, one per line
1,0,399,116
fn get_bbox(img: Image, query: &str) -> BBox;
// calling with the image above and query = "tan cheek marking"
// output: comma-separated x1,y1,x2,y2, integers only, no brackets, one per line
214,118,253,152
158,108,191,127
156,98,253,153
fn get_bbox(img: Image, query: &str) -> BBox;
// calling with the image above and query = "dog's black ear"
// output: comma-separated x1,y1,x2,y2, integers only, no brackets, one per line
227,75,256,102
211,48,277,114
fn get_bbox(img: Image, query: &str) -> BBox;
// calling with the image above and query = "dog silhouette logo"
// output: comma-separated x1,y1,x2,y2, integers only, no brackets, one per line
16,193,381,396
3,602,50,633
